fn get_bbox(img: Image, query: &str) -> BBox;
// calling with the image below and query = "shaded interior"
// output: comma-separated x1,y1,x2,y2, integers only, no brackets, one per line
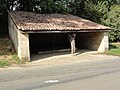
29,33,70,54
29,32,103,55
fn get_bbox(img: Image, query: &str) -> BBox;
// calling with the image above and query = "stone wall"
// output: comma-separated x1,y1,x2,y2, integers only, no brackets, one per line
8,12,109,61
76,32,109,53
97,32,109,52
8,15,30,61
8,15,19,52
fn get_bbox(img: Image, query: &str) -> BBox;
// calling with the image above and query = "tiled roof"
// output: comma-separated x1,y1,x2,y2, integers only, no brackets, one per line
8,11,111,31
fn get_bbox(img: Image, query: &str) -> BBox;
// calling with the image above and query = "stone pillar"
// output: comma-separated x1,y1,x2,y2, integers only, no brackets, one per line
18,31,30,62
8,14,30,62
97,32,109,53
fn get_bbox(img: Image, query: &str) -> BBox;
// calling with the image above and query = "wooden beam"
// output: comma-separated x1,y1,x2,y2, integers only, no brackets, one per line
20,30,111,34
68,33,76,55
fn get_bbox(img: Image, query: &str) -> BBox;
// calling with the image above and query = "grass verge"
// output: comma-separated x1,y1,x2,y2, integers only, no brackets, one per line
106,43,120,56
0,37,21,68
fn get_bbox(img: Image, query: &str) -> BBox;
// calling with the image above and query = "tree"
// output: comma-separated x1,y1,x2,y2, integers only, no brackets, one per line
74,0,120,42
7,0,72,14
0,0,6,12
2,0,120,42
0,0,7,35
103,5,120,42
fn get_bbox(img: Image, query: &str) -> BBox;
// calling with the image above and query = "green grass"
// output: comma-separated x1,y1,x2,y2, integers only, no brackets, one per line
0,37,21,68
12,54,21,64
106,43,120,56
0,60,9,68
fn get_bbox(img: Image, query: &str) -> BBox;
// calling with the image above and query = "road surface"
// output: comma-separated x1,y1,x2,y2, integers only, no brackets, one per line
0,57,120,90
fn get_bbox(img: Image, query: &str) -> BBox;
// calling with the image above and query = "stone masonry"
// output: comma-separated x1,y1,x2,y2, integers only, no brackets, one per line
8,11,110,61
8,15,30,61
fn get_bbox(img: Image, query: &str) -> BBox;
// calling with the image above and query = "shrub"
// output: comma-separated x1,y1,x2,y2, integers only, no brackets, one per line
0,60,9,68
75,0,120,42
102,5,120,42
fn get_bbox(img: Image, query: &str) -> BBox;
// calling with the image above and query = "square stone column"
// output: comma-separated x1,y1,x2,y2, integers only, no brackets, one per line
97,32,109,53
18,32,30,62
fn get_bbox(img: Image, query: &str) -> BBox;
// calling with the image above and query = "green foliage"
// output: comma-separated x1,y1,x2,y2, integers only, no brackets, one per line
76,0,110,22
4,0,120,42
0,0,7,35
0,60,9,68
7,0,71,14
75,0,120,42
34,0,65,13
0,37,22,68
37,0,70,14
0,38,14,55
0,0,6,12
55,0,71,14
106,43,120,56
12,54,21,64
102,5,120,42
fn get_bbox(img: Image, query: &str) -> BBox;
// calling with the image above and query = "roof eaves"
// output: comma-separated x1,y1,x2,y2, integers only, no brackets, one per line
20,28,111,33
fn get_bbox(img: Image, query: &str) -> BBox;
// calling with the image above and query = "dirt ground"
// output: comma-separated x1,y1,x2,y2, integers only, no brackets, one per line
25,50,120,67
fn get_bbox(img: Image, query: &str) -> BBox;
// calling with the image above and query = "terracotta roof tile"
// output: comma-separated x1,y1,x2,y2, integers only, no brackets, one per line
8,11,111,31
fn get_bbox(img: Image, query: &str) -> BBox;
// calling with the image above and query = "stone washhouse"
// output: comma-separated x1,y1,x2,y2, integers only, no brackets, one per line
8,11,111,61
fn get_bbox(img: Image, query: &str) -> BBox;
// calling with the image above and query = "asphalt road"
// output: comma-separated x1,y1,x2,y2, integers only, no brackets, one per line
0,57,120,90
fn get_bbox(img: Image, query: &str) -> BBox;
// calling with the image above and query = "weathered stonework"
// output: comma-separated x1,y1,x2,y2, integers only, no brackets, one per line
83,32,109,53
18,32,30,61
97,32,109,53
8,11,110,61
76,32,109,53
8,15,30,61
